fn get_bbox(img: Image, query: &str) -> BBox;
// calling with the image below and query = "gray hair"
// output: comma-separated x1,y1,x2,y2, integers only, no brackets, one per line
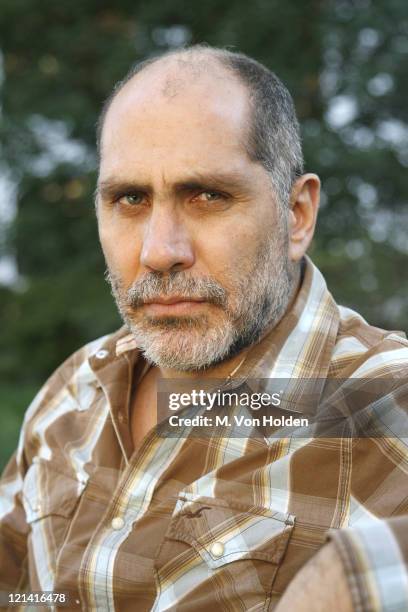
96,44,304,207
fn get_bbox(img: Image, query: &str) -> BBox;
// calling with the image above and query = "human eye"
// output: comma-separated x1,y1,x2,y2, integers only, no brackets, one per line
192,190,227,203
116,192,146,207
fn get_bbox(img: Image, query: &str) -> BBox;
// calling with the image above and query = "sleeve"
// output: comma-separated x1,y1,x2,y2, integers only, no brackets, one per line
0,332,113,610
328,516,408,611
327,359,408,611
0,342,88,598
0,447,29,593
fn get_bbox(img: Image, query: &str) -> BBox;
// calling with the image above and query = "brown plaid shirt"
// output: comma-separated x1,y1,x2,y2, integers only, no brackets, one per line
1,257,408,611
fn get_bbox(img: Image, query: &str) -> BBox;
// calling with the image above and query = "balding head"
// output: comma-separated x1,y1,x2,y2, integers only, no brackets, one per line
97,45,304,207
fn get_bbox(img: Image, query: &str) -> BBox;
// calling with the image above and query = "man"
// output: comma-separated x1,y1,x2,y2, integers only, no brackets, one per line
0,45,407,611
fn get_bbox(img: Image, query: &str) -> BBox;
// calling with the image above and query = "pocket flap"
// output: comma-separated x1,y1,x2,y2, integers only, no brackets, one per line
167,494,295,569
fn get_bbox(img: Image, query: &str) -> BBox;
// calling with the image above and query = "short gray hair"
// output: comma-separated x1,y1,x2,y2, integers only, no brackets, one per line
96,45,304,206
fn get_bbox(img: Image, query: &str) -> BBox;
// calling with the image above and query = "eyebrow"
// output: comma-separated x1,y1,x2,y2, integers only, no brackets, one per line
96,170,251,200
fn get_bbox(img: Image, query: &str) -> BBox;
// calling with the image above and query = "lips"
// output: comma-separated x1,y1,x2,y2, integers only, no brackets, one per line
142,296,207,316
144,296,206,305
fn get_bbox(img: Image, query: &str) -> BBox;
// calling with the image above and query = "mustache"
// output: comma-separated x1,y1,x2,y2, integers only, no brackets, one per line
106,270,228,309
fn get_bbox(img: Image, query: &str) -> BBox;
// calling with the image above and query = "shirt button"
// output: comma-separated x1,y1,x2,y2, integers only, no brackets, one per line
210,542,224,557
118,411,125,423
95,349,109,360
111,516,125,530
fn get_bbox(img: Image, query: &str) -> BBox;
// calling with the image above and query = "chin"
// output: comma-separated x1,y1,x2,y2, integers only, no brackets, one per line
129,319,236,372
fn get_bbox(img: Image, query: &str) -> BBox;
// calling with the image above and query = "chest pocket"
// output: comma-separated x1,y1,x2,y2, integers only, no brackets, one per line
22,458,86,573
154,494,295,611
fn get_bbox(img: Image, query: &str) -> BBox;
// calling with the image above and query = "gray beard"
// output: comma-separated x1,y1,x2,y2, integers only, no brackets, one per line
106,228,296,372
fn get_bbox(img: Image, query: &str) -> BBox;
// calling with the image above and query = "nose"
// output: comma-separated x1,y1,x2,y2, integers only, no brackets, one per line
140,205,195,273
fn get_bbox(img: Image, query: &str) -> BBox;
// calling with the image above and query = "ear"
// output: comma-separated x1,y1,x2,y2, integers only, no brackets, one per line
288,173,320,262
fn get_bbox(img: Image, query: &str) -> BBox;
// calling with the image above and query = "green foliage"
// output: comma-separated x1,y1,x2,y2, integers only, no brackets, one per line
0,0,407,469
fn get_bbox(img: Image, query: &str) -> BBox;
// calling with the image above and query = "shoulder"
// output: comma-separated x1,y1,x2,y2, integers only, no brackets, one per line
330,304,408,377
20,326,128,436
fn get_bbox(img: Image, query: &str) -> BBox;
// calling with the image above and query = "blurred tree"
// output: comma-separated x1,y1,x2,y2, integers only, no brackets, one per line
0,0,407,467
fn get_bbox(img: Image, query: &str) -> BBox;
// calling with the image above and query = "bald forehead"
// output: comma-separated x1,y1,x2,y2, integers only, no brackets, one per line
101,53,250,147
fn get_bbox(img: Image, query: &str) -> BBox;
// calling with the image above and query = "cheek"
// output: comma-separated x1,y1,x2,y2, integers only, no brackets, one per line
195,224,261,287
98,218,142,279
